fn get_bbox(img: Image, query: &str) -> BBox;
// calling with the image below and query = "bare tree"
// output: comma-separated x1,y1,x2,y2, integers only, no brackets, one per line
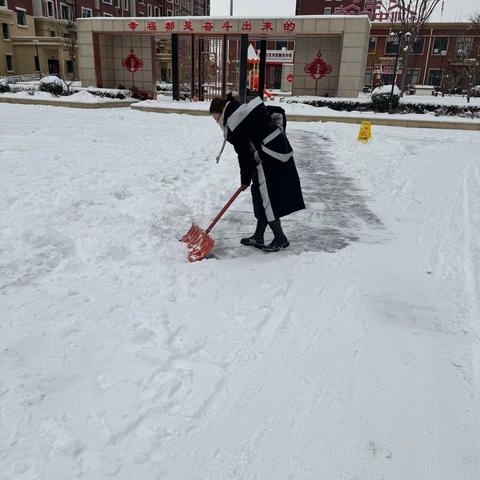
378,1,443,94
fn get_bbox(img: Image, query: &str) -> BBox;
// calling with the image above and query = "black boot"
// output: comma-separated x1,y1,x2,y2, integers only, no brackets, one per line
240,220,267,248
264,219,289,253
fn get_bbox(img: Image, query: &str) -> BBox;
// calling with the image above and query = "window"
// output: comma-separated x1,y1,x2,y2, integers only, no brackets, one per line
147,4,152,15
34,55,39,71
66,60,74,74
324,7,331,14
103,12,113,16
60,3,72,20
368,37,377,53
139,0,144,3
16,9,27,26
50,30,56,37
5,54,13,72
410,37,424,55
154,6,161,16
0,0,6,7
123,0,128,11
432,37,448,54
2,22,9,39
46,0,54,17
175,0,179,4
81,7,92,17
116,0,120,7
175,8,179,15
364,68,372,85
385,36,399,55
276,41,287,50
167,9,173,15
334,7,341,13
456,37,473,56
103,0,113,5
405,68,420,86
427,69,443,86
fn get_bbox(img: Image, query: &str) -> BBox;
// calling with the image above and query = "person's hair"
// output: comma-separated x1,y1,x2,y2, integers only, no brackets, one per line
209,92,235,114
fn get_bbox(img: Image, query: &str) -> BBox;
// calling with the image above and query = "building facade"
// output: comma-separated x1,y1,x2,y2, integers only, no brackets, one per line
1,0,210,77
296,0,480,92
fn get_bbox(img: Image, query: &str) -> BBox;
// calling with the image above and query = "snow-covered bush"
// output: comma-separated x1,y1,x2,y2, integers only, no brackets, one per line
0,78,10,93
372,85,400,112
470,85,480,98
39,76,67,96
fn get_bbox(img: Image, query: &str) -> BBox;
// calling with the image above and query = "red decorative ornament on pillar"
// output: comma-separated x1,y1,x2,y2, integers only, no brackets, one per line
121,48,144,87
304,51,333,96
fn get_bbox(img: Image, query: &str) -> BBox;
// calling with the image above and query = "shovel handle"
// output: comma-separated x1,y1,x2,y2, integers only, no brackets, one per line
206,186,244,234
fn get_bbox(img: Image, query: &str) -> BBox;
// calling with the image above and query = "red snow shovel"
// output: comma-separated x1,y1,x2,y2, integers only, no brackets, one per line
181,186,244,262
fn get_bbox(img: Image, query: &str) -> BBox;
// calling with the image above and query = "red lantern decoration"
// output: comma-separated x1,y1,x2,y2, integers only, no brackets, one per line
304,51,332,96
121,48,144,87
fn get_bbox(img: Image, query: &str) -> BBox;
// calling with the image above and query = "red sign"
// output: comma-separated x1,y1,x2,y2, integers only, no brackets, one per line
222,20,233,32
146,21,157,32
261,21,274,31
242,21,252,31
203,21,214,32
304,51,332,80
183,20,194,31
287,73,294,83
164,21,175,31
283,20,296,32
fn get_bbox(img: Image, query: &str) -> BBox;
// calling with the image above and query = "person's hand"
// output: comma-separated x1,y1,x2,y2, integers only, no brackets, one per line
240,184,249,191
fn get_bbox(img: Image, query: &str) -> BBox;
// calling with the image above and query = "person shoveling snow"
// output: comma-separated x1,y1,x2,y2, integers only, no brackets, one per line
210,93,305,252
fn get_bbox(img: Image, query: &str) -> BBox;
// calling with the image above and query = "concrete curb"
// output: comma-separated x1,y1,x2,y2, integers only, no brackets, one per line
0,97,136,109
130,104,480,131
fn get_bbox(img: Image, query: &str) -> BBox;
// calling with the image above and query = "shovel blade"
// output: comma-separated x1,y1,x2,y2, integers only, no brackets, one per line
180,223,215,262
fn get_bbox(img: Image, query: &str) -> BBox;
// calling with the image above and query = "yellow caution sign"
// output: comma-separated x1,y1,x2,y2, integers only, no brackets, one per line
358,121,372,143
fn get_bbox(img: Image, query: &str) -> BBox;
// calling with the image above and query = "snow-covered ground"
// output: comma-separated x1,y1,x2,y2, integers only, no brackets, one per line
1,104,479,480
0,90,133,104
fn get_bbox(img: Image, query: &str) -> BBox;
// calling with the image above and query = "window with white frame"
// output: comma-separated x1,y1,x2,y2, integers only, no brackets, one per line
175,0,179,4
147,4,152,15
115,0,120,7
324,7,331,14
405,68,421,86
60,3,72,20
5,54,13,72
103,0,113,5
167,9,173,15
154,6,161,16
364,68,372,86
432,37,448,55
456,37,473,56
0,0,7,8
175,8,179,15
81,7,92,17
16,8,27,26
427,69,443,86
46,0,54,17
334,7,341,13
139,0,144,4
104,12,113,16
2,23,9,39
123,0,128,11
368,36,377,53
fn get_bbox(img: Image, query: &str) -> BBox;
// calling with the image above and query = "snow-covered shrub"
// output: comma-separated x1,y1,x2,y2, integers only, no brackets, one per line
372,85,400,112
39,76,66,96
0,78,10,93
470,85,480,98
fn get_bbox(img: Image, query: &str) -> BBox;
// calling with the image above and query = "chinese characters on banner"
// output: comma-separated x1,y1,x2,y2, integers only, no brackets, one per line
125,19,298,34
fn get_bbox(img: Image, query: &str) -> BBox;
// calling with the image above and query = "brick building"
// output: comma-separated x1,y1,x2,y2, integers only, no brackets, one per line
296,0,480,92
1,0,210,77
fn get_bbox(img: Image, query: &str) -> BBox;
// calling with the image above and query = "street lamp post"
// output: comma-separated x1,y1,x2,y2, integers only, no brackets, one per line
388,30,411,114
230,0,233,16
